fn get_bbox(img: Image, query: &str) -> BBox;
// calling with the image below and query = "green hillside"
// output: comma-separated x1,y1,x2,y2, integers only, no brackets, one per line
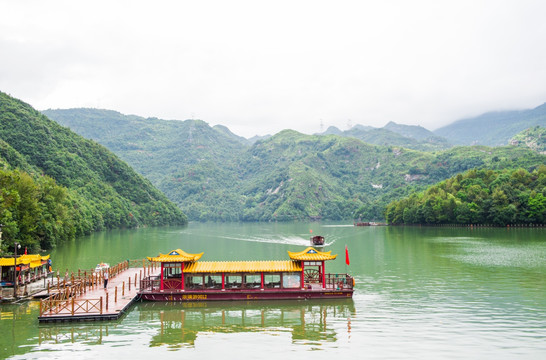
383,121,451,146
41,106,546,222
434,103,546,146
319,123,451,151
509,126,546,154
239,132,544,222
0,92,187,251
42,108,249,185
385,166,546,225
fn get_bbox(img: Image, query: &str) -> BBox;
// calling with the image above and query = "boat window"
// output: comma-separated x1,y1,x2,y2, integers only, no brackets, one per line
225,274,242,289
205,275,222,289
282,273,301,289
185,274,204,289
163,263,182,278
264,273,281,288
243,274,261,289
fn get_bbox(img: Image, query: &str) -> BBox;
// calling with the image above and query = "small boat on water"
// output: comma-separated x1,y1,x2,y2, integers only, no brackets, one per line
94,263,109,273
138,247,354,302
310,235,325,246
354,222,386,226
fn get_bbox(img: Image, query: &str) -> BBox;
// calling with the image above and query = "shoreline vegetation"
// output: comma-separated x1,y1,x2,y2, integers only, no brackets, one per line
385,167,546,226
0,92,187,253
1,91,545,253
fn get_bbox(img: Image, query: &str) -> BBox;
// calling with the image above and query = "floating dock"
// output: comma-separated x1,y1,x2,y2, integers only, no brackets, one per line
38,263,159,323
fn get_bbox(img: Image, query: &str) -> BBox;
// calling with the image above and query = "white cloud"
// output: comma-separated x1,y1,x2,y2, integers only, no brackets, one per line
1,0,546,137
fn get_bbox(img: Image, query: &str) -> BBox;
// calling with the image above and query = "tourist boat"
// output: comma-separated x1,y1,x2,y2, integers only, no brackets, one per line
139,247,354,301
310,235,325,246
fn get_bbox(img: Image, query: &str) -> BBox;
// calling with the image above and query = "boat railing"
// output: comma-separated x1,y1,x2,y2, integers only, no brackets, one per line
324,273,354,290
140,276,160,292
140,274,353,292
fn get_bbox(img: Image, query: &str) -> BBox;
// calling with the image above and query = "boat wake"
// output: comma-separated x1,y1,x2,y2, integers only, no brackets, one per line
217,234,337,247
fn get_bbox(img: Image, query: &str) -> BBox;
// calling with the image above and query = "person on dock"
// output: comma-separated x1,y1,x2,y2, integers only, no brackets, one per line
103,270,109,290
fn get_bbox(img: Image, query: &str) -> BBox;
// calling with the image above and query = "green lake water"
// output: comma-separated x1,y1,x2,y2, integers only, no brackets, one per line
1,222,545,359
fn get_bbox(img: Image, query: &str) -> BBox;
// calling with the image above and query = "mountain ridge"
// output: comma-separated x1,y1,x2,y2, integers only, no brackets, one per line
0,92,187,250
42,107,546,222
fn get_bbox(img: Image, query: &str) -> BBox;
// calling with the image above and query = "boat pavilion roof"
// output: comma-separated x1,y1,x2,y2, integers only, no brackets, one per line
147,249,203,263
184,260,301,273
287,247,337,261
0,254,50,268
147,247,337,271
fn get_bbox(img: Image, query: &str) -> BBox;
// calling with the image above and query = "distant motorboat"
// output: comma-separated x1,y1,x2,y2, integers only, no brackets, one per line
354,222,386,226
310,235,325,246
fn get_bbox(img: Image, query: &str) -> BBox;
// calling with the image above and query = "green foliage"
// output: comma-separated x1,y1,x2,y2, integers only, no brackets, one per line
340,127,451,151
509,125,546,154
0,92,187,251
0,169,75,252
43,108,546,223
385,166,546,225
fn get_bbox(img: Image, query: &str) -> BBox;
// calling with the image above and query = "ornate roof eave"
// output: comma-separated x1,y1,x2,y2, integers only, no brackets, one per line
287,247,338,261
147,249,204,263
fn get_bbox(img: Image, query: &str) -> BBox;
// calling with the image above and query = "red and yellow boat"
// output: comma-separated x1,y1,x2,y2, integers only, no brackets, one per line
139,247,354,301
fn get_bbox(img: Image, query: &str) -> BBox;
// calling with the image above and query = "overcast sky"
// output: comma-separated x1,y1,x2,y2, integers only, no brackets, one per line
2,0,546,138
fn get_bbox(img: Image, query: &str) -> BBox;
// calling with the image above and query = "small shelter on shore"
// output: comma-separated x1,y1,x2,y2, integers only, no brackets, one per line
0,254,51,287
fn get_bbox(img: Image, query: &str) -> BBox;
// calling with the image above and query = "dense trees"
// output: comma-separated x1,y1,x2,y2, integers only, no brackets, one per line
385,167,546,226
0,169,78,251
0,92,187,252
42,105,546,224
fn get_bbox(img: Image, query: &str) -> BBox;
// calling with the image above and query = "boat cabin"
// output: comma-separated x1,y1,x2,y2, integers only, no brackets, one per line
140,247,353,301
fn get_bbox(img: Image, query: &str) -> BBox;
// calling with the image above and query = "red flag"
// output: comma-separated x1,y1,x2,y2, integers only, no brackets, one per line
24,247,27,255
345,245,350,265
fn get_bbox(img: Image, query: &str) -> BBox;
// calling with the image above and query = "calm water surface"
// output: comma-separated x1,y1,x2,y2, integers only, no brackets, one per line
1,223,545,359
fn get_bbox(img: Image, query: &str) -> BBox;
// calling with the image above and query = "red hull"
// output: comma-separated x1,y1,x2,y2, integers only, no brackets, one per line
139,289,353,302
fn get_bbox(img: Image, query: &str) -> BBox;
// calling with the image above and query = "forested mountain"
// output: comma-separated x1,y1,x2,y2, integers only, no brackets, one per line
509,126,546,154
434,103,546,146
383,121,448,143
39,107,546,222
42,108,249,185
0,92,187,251
385,167,546,225
319,122,451,151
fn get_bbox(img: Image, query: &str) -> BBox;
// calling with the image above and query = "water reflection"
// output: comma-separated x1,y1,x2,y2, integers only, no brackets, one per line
30,300,354,352
138,300,355,348
37,324,111,346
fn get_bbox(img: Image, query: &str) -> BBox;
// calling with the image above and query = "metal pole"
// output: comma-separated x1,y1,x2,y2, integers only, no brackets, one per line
13,242,19,299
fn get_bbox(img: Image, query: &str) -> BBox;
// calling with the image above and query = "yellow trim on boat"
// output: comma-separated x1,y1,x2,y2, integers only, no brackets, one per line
287,247,337,261
147,249,203,263
184,260,302,273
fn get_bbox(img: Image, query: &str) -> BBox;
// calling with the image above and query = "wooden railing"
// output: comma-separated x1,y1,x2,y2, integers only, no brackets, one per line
324,273,354,290
40,297,103,316
140,276,160,292
39,259,148,317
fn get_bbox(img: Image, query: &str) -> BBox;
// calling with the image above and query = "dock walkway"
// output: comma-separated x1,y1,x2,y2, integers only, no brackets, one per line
38,264,159,323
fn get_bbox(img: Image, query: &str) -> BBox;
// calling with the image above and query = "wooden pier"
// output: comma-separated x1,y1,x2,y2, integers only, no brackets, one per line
38,260,159,323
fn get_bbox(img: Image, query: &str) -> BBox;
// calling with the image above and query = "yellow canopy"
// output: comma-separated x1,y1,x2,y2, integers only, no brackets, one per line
147,249,203,263
0,254,50,267
287,247,337,261
184,260,301,273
